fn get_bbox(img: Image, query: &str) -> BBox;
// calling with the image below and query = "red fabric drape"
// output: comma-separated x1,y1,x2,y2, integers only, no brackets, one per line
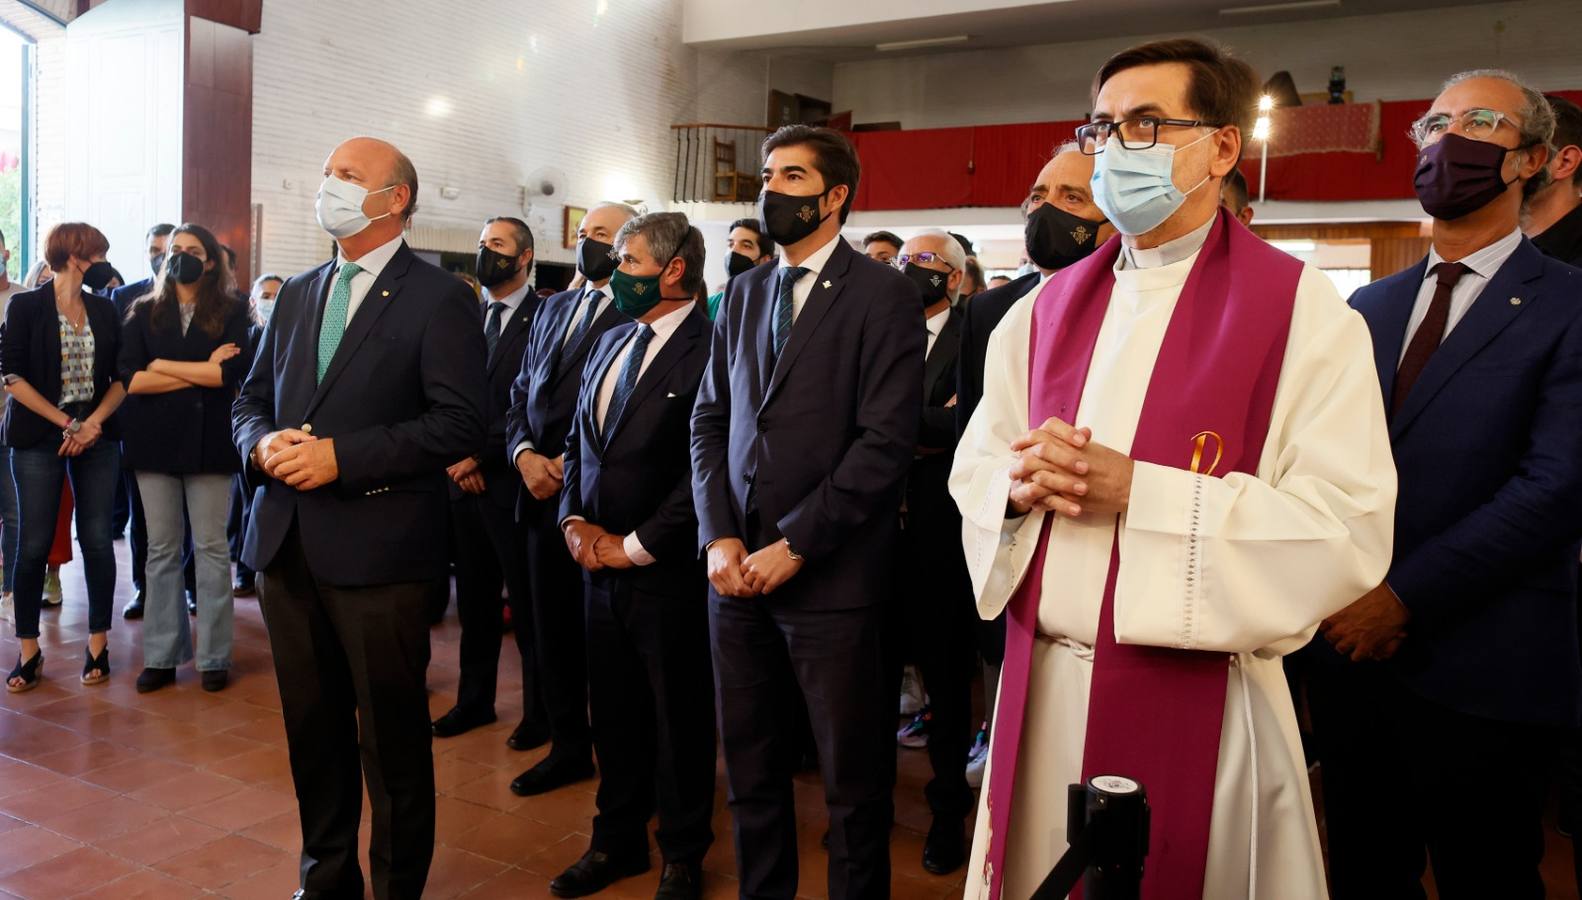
846,90,1582,210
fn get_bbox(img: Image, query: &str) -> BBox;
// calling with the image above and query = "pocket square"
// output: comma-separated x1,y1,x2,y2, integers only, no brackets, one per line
666,391,679,398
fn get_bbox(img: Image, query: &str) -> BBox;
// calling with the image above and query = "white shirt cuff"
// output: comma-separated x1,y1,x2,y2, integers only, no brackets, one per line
512,441,536,465
624,532,656,566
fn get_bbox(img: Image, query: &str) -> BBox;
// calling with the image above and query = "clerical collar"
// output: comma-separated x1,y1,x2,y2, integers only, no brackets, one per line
1120,217,1214,270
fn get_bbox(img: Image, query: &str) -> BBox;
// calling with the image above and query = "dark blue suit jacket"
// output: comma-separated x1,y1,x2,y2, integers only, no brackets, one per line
232,242,487,587
452,291,541,509
504,284,628,522
560,307,713,596
690,237,925,611
1349,238,1582,726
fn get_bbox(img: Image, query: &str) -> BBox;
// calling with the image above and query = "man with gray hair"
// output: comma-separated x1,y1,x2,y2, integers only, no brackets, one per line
890,228,976,874
1311,68,1582,897
550,211,716,899
506,201,637,797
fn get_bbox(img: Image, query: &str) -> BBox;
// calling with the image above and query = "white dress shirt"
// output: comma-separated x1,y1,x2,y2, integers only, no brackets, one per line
1399,227,1523,364
925,304,952,358
566,301,696,567
335,233,405,324
778,233,844,322
562,283,613,346
483,279,532,331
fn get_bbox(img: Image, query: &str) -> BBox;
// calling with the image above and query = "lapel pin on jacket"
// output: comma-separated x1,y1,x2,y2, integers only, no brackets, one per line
823,280,832,289
1509,296,1521,305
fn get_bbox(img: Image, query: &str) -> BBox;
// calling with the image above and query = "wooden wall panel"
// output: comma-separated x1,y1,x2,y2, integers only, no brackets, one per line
182,14,253,286
185,0,260,33
1370,237,1433,282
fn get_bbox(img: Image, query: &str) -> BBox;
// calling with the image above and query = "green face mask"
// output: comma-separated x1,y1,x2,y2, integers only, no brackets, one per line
609,260,673,318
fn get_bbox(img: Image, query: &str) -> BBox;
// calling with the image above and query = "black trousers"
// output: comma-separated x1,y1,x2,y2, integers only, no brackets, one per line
1307,661,1558,900
711,594,893,900
524,503,592,763
891,515,976,820
258,524,435,900
450,494,542,722
586,576,715,863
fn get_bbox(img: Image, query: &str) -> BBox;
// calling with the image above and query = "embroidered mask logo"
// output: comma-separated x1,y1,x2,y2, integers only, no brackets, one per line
796,205,816,223
1071,225,1091,244
1189,430,1224,477
631,282,647,295
929,274,942,287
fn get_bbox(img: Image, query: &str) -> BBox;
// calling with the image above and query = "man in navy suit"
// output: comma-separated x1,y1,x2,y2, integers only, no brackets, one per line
431,216,547,748
552,212,715,900
233,137,486,900
505,201,637,796
691,125,924,900
1312,71,1582,898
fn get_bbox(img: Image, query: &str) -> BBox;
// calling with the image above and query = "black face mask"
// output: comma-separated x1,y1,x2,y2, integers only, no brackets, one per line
149,253,166,278
167,252,205,286
758,189,829,247
475,246,520,288
82,261,117,292
576,237,618,283
902,263,951,308
726,251,758,279
1024,203,1107,271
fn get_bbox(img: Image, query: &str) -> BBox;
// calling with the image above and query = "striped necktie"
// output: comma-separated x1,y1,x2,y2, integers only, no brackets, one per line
771,266,807,361
602,324,655,439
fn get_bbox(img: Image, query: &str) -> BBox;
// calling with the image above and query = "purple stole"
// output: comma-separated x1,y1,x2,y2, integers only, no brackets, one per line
983,209,1302,899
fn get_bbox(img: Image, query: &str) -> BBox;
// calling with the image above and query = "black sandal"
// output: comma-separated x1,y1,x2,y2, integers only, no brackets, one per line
6,652,42,693
81,645,110,686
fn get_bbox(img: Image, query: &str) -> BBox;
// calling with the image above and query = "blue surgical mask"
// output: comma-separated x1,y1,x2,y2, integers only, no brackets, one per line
315,175,395,240
256,298,276,322
1090,130,1215,236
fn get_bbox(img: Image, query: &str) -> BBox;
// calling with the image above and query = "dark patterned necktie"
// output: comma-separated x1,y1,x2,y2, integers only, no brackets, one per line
602,324,655,439
1392,261,1468,416
771,266,807,362
568,289,603,349
484,301,506,359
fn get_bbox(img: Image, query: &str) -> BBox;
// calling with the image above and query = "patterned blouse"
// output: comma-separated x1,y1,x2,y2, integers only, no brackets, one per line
57,313,96,406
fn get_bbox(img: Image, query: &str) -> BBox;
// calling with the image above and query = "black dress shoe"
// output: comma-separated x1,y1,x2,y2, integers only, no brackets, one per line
921,816,966,875
655,862,702,900
549,849,649,898
201,669,229,692
510,756,596,796
136,667,176,694
431,706,496,738
122,592,145,620
506,719,550,751
233,578,256,597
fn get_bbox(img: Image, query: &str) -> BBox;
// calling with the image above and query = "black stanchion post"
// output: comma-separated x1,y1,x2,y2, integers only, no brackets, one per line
1030,775,1150,900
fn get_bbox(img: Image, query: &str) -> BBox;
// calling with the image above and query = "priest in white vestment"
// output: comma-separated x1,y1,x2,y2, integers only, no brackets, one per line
949,39,1396,900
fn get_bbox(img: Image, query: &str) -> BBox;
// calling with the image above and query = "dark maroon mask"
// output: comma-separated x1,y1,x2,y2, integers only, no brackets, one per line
1413,133,1519,220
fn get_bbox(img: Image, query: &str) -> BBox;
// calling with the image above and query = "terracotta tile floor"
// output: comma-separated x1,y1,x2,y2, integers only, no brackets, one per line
5,541,1580,899
0,540,970,899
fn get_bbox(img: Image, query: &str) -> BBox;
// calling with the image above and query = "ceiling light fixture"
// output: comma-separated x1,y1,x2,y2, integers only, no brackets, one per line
1220,0,1340,16
876,35,970,52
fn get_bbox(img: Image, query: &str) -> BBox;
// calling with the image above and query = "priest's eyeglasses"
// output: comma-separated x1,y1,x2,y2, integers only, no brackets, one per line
1077,117,1218,154
1409,108,1520,148
895,251,955,270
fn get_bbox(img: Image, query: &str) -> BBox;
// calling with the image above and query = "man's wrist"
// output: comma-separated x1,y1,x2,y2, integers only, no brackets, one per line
783,538,802,562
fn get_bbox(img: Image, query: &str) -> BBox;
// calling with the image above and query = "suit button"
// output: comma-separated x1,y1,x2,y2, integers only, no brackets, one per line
743,473,755,486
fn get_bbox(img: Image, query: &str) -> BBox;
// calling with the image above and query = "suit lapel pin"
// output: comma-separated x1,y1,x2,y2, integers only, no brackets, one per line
381,290,390,298
822,280,832,289
1509,296,1522,306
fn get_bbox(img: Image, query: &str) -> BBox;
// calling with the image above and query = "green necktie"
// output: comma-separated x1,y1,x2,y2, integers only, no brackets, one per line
317,262,363,383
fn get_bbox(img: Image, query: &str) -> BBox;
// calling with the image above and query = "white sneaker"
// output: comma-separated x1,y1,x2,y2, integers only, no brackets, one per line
43,568,62,607
965,725,990,788
0,592,12,627
899,664,927,717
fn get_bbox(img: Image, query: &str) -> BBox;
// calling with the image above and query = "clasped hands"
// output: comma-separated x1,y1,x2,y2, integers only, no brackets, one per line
516,450,564,501
562,519,634,571
706,537,801,598
1321,583,1410,662
57,415,104,458
1007,417,1134,518
255,429,338,490
447,457,485,495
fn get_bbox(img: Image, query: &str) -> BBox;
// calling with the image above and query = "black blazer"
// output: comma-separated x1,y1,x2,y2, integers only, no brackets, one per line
504,284,628,520
691,237,925,611
458,292,541,509
117,297,252,474
0,285,122,449
560,307,712,595
111,277,155,316
909,307,965,519
1345,238,1582,726
232,242,487,587
955,271,1040,439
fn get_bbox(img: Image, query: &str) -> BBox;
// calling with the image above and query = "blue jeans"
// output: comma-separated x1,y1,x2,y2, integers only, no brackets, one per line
11,440,120,640
0,448,17,594
135,471,234,671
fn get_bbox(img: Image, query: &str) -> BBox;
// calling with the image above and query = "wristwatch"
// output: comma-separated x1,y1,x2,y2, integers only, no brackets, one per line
63,418,83,436
783,539,802,562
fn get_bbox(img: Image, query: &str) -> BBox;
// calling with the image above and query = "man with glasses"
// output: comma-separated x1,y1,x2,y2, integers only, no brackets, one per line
1311,69,1582,899
950,38,1395,898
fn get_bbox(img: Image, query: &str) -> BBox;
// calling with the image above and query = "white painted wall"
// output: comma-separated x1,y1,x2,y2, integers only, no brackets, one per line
682,0,1052,45
832,0,1582,128
63,0,183,282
